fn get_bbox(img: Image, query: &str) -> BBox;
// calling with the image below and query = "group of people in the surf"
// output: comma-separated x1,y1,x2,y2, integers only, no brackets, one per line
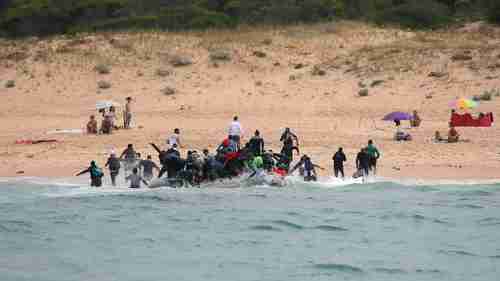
76,116,381,188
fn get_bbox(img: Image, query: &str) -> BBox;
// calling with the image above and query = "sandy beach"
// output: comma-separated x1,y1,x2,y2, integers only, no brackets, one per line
1,21,499,180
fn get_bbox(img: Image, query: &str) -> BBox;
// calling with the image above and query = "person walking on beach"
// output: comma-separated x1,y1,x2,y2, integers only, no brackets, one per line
332,147,347,179
76,161,104,187
228,116,243,149
126,168,149,189
366,140,380,175
124,97,133,129
356,148,370,182
105,152,121,186
139,155,160,181
167,128,182,148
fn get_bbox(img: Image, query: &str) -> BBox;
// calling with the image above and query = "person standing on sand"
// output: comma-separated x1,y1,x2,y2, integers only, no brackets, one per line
228,116,243,149
167,128,182,148
105,152,121,186
332,147,347,179
366,140,380,175
76,161,104,187
124,97,133,129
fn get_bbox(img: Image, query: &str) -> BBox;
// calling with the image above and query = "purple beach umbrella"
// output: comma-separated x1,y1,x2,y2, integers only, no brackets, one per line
383,111,412,121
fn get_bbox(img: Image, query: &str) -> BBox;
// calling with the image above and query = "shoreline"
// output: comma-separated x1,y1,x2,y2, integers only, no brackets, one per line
2,170,500,187
1,22,499,182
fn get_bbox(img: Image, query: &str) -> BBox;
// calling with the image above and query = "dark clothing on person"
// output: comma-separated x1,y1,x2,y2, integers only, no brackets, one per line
280,145,299,164
77,164,103,187
247,136,265,156
280,131,298,147
356,151,370,175
290,156,320,181
105,156,121,186
333,151,347,167
333,151,347,178
334,166,344,178
262,151,275,172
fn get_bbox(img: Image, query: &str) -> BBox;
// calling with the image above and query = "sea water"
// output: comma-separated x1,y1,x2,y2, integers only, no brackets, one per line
1,177,499,281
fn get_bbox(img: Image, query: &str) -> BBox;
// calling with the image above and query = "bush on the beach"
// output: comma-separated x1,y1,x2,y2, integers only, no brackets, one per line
95,64,111,75
0,0,344,37
156,68,171,77
97,81,112,89
358,88,369,97
487,0,500,24
209,49,232,62
0,0,494,37
161,86,176,96
5,80,15,88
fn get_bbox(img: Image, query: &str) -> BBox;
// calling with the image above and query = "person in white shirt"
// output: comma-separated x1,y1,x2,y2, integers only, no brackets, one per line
167,128,181,148
228,116,243,148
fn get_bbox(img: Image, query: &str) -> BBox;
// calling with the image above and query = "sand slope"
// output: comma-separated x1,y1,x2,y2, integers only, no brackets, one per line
1,21,499,180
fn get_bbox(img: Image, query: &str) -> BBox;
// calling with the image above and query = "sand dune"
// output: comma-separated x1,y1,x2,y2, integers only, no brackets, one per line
1,21,499,180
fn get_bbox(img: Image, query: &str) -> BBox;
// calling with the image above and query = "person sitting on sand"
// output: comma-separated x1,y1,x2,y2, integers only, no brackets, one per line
434,131,445,142
86,115,98,134
126,168,149,189
101,109,114,134
394,119,401,128
395,130,412,141
410,110,421,127
448,125,460,143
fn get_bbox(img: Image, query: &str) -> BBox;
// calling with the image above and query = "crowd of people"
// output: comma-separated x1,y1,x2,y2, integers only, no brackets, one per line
86,97,134,135
76,115,382,188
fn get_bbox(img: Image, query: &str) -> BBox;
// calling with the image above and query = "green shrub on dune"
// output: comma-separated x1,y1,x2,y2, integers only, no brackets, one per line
374,0,452,29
